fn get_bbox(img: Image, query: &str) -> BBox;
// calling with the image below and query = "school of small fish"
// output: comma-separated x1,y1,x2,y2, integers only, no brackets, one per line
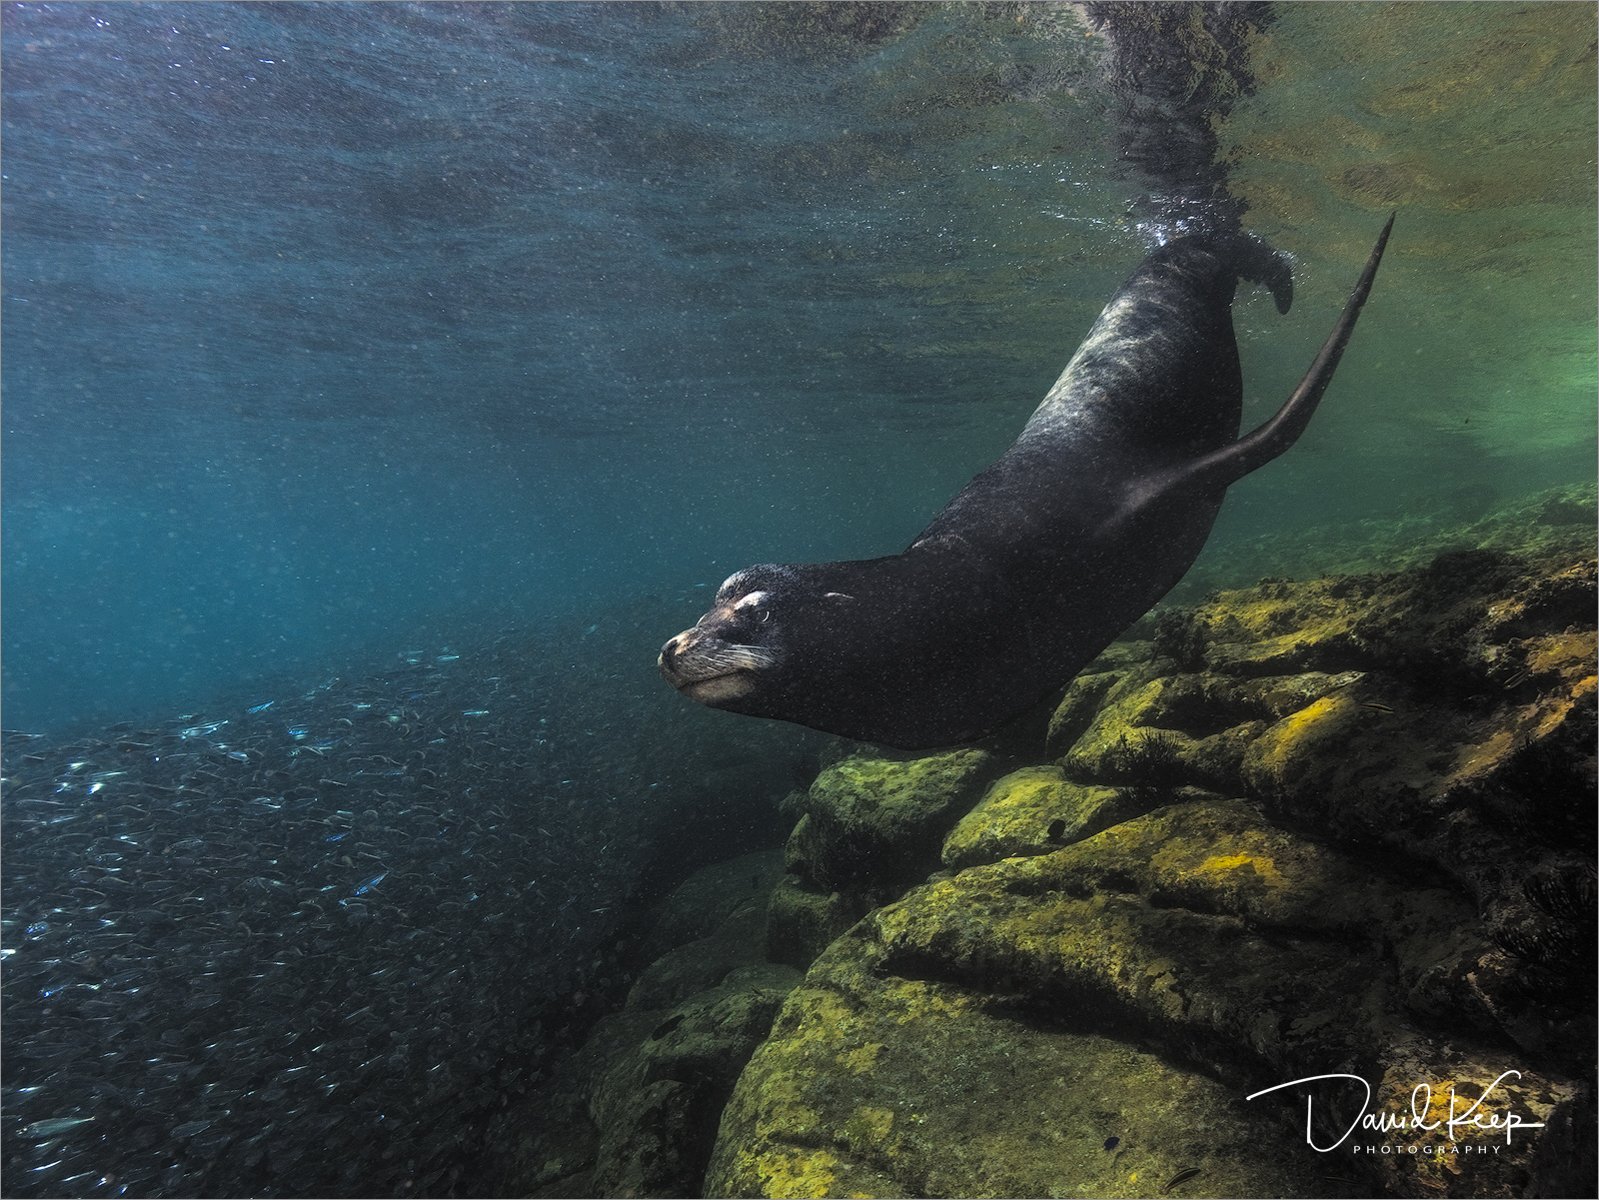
1,632,655,1198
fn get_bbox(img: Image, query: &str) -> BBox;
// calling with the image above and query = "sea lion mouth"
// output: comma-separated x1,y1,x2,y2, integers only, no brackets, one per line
677,673,756,705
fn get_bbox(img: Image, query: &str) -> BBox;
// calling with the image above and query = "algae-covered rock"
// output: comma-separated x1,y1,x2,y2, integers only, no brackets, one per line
1053,664,1353,793
1209,554,1599,1060
709,800,1580,1199
784,749,998,897
590,968,802,1199
941,764,1140,870
1035,547,1597,1065
1044,667,1126,758
640,850,787,961
713,540,1594,1199
1168,548,1594,693
707,918,1319,1200
768,749,1004,972
505,852,800,1198
765,874,862,971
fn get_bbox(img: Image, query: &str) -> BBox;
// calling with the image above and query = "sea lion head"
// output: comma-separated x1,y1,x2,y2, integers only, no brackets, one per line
658,563,858,718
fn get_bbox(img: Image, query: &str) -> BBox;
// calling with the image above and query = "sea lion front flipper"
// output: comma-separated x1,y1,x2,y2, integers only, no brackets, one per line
1130,212,1394,514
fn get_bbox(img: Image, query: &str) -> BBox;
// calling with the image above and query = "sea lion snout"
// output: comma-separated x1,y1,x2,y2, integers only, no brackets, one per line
657,625,725,687
659,632,680,669
658,630,692,679
658,611,780,706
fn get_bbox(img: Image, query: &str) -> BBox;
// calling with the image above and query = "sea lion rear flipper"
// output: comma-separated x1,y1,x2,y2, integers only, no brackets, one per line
1229,230,1294,315
1152,212,1394,504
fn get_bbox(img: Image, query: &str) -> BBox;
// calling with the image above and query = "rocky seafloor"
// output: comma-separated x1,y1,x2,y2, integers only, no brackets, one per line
495,487,1596,1200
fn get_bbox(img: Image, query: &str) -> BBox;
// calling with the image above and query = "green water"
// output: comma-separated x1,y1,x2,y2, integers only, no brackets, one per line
1216,3,1598,524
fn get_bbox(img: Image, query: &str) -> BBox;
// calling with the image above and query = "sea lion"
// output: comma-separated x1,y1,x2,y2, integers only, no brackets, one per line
660,217,1394,749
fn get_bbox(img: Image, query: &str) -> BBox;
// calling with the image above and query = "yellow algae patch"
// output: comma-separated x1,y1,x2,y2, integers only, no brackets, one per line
754,1147,840,1199
1142,810,1289,880
1251,695,1357,778
839,1042,883,1075
852,1106,896,1143
1196,851,1286,889
801,988,858,1044
942,764,1135,870
1449,727,1516,781
1413,1078,1460,1133
1176,578,1367,674
1204,588,1350,642
1524,630,1598,686
751,1096,822,1147
1278,696,1343,736
886,979,973,1026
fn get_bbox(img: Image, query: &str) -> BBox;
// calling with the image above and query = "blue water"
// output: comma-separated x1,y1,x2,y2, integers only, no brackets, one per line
2,3,1096,729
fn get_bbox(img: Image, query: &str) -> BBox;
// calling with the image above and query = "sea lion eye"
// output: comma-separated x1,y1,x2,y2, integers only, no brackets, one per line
756,608,772,623
733,590,772,616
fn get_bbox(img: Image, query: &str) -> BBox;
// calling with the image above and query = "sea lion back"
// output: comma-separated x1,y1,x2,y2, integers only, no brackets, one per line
1019,232,1293,458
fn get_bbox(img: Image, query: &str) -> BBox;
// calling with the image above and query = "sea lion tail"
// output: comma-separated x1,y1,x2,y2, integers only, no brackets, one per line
1225,230,1294,315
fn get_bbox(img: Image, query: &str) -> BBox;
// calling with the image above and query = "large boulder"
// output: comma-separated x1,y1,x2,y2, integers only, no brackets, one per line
708,924,1318,1199
504,852,801,1198
707,800,1580,1199
590,966,801,1198
1038,546,1597,1064
783,750,999,895
768,749,1001,968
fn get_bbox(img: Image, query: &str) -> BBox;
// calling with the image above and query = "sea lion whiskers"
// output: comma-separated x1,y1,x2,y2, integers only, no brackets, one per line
696,645,777,673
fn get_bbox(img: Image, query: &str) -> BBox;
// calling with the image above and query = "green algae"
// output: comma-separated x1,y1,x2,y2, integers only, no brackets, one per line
941,765,1139,871
785,749,999,896
709,898,1323,1200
